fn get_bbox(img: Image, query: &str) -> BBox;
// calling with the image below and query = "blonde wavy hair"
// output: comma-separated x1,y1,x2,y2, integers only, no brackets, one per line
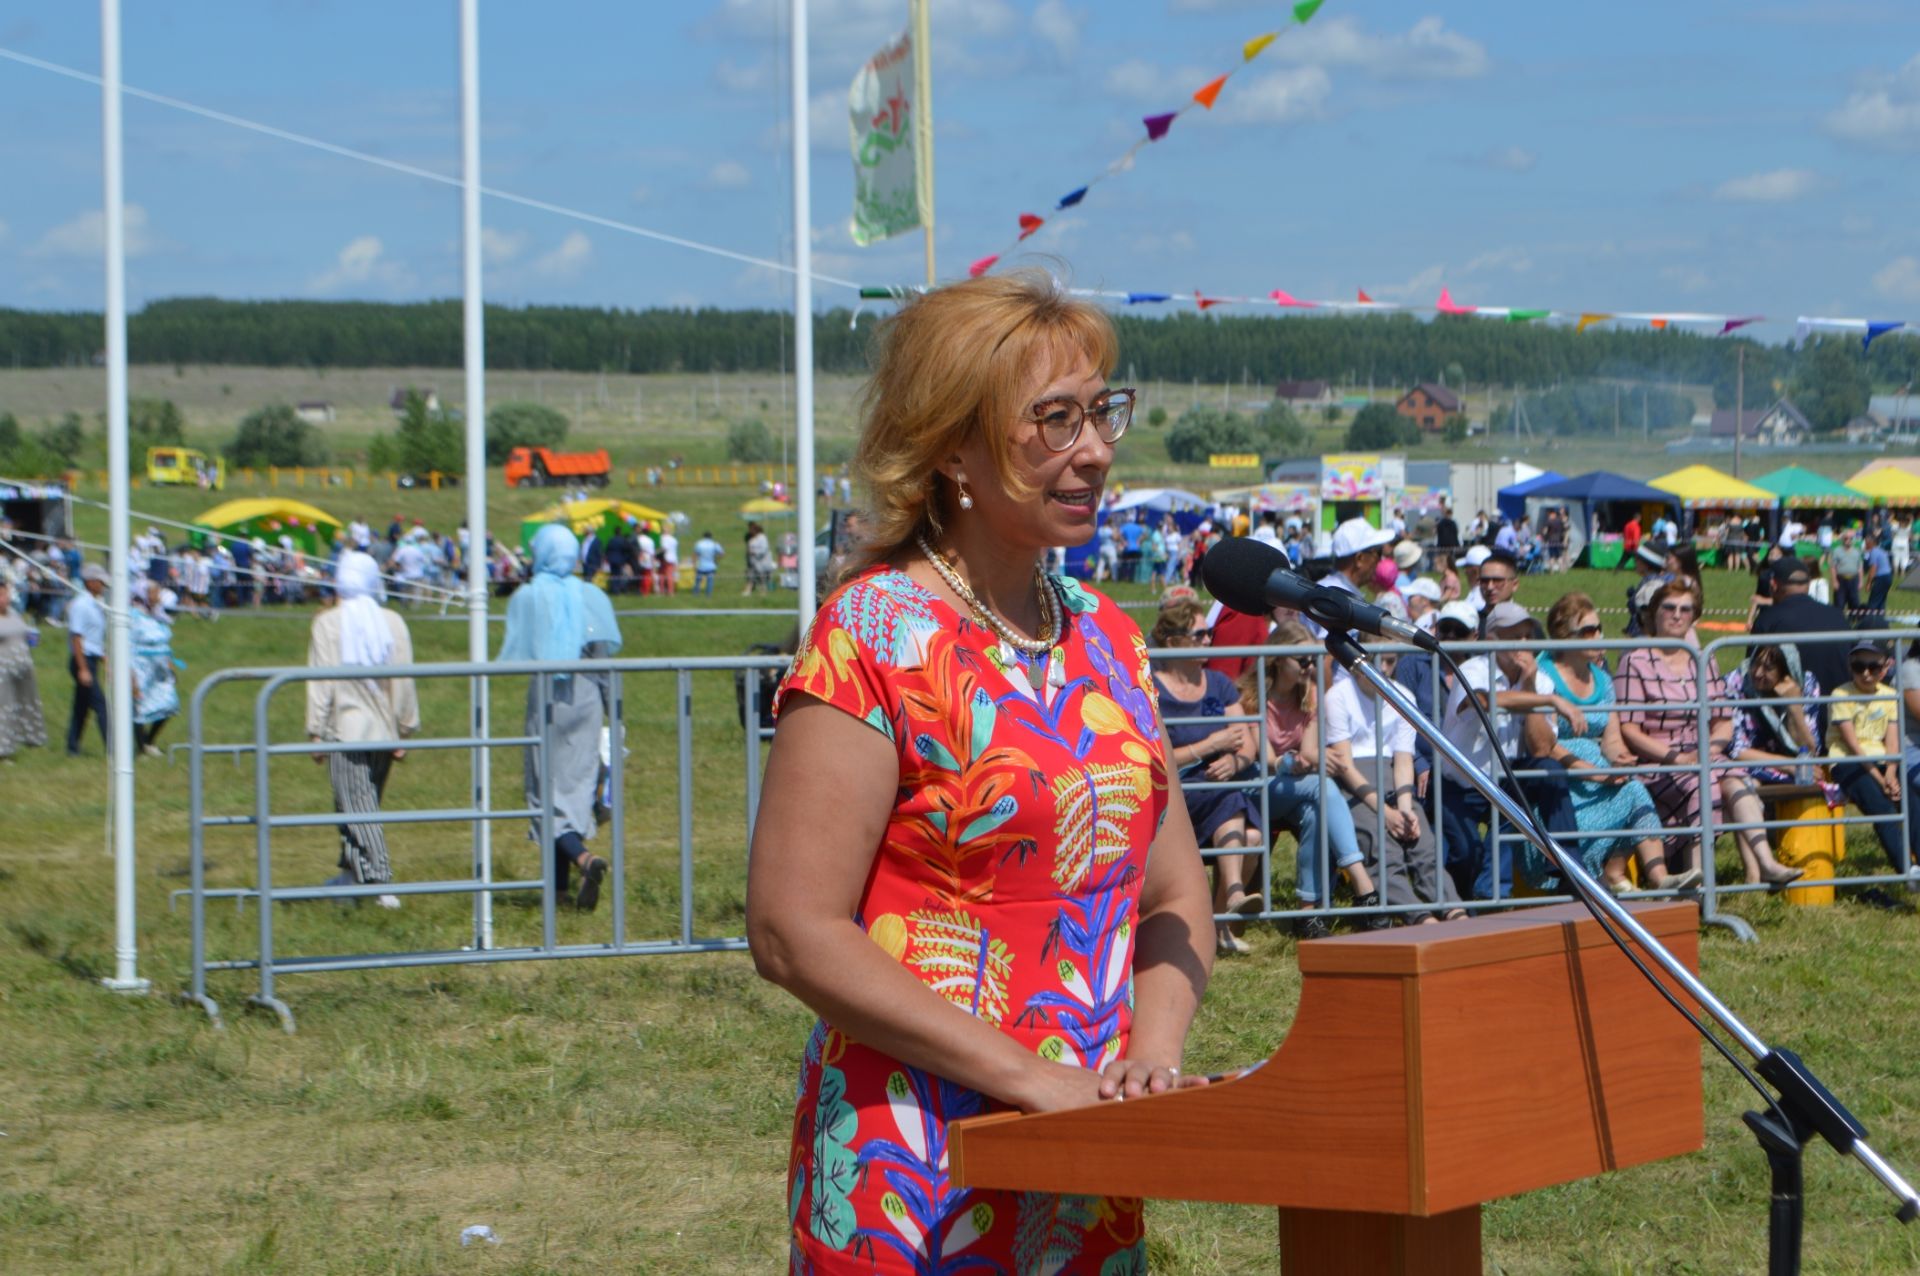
848,270,1117,572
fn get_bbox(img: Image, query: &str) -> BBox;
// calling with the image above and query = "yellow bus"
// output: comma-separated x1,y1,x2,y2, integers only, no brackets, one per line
146,446,225,490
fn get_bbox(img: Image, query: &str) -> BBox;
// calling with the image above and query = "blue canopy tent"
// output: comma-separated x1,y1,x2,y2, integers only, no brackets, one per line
1521,471,1680,568
1496,470,1564,524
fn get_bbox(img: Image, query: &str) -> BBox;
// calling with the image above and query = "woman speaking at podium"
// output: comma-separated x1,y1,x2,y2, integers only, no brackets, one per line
747,272,1215,1273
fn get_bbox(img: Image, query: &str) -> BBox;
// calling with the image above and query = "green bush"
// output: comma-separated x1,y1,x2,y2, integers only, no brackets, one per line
1163,406,1262,464
484,401,570,465
726,418,776,463
226,403,327,468
1345,402,1417,449
393,392,462,475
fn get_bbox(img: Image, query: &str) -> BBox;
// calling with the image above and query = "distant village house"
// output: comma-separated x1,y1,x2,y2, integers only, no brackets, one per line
1396,383,1462,433
1708,397,1811,447
390,387,441,416
1272,379,1334,406
295,400,335,425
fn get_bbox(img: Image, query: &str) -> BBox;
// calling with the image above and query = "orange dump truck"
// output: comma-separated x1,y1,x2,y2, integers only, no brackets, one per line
505,446,611,488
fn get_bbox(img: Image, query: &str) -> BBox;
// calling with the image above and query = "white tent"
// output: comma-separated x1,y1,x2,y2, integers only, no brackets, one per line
1102,487,1213,517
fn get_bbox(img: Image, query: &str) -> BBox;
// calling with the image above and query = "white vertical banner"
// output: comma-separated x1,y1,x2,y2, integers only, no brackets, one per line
848,30,920,247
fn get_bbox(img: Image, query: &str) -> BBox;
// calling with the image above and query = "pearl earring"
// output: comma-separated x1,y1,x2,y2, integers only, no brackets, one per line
957,477,974,511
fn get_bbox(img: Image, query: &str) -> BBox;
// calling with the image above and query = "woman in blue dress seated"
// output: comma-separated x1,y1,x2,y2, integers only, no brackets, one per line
1524,592,1701,894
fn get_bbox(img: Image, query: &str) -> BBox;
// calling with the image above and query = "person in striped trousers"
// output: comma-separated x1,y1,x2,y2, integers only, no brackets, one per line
307,552,419,908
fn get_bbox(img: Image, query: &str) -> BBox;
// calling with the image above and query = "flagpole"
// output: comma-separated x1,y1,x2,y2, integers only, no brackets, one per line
99,0,147,995
459,0,494,950
911,0,934,287
791,0,818,623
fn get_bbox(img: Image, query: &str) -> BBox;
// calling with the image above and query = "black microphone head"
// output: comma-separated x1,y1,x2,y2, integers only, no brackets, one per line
1201,536,1290,616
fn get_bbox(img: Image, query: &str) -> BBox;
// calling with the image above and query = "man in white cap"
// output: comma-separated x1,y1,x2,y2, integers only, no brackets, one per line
1458,543,1492,611
1392,539,1424,590
1403,576,1442,634
1394,600,1479,802
1306,516,1395,638
66,563,111,757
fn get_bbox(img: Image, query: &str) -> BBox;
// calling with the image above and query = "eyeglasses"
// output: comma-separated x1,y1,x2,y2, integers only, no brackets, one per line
1573,623,1604,638
1478,573,1515,586
1186,627,1212,641
1029,388,1136,452
1851,658,1884,673
1658,602,1696,615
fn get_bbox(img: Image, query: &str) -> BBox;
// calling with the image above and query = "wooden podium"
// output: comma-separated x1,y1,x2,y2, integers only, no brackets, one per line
950,901,1705,1274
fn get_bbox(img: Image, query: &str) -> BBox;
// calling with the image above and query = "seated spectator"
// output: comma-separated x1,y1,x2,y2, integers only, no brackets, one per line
1749,557,1851,699
1527,594,1702,894
1616,577,1724,880
1826,639,1913,878
1395,600,1477,798
1237,623,1375,939
1438,600,1583,900
1719,644,1816,887
1403,577,1442,634
1470,549,1520,636
1150,597,1264,954
1623,545,1670,639
1322,638,1465,926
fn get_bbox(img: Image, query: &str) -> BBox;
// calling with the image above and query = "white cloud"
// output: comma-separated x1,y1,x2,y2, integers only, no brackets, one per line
1032,0,1082,60
480,227,526,267
705,160,753,190
1271,16,1491,81
631,184,654,205
531,231,592,280
1661,264,1711,294
1826,54,1920,148
1107,60,1330,124
28,204,158,258
1218,66,1333,124
715,58,770,92
1462,247,1532,275
309,234,413,294
1471,145,1537,173
1713,168,1817,202
1874,256,1920,301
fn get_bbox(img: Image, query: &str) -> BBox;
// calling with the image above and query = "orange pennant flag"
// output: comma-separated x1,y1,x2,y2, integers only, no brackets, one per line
1193,74,1228,110
1357,288,1374,304
1017,213,1044,241
1649,318,1669,330
1244,32,1278,61
1575,313,1613,333
1195,291,1224,310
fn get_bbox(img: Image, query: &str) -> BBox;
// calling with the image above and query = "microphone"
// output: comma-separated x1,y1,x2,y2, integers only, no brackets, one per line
1201,536,1438,651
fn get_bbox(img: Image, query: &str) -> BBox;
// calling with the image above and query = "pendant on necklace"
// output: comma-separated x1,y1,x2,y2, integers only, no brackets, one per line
1024,651,1047,691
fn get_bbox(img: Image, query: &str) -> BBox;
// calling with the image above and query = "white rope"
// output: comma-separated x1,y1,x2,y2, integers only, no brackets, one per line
0,45,862,292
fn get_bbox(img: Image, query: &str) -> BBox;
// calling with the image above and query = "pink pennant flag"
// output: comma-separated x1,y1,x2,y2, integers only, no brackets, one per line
1017,213,1045,241
1357,288,1374,304
1269,288,1317,308
1195,290,1223,311
1719,316,1762,336
1436,286,1473,315
1143,112,1177,141
968,254,1000,278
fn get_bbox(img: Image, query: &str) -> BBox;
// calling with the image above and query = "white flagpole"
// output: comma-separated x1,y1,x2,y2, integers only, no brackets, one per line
459,0,493,948
100,0,147,994
791,0,817,622
911,0,934,286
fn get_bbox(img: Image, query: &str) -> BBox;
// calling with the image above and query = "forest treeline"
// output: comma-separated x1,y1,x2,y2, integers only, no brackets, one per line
3,297,1916,404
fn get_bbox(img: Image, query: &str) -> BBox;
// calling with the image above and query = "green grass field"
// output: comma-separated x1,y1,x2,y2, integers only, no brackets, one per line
4,435,1920,1272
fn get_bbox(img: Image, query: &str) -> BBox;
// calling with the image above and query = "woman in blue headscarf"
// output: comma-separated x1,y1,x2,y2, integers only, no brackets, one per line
501,523,623,909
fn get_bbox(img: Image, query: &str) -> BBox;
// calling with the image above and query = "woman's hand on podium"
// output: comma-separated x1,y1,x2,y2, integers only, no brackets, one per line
1097,1057,1210,1103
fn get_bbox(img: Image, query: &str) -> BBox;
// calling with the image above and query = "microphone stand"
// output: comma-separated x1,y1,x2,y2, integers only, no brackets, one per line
1321,629,1919,1275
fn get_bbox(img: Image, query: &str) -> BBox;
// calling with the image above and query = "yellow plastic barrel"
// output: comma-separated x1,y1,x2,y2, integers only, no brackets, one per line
1776,795,1846,906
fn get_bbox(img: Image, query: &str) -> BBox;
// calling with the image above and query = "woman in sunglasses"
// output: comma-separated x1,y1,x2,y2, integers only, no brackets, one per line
1527,593,1701,894
748,271,1213,1274
1718,644,1815,887
1616,576,1723,882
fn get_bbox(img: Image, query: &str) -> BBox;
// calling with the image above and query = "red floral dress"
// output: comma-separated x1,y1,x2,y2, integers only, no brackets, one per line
774,566,1168,1276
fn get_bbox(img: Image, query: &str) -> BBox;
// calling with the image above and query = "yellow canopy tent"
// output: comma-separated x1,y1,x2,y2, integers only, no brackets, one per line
1845,467,1920,506
738,497,796,518
1648,465,1778,511
190,497,344,554
519,498,671,547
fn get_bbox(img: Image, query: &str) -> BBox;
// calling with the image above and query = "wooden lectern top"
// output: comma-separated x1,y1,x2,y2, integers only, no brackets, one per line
950,901,1705,1219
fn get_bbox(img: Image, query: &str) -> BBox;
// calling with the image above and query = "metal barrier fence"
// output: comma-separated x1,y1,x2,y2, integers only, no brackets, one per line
179,631,1920,1029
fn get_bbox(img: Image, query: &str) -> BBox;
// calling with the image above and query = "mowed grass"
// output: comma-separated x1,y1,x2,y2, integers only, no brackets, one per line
2,469,1919,1271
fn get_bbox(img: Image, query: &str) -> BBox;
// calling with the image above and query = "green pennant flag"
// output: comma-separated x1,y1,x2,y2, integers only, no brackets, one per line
1293,0,1325,23
1506,309,1550,324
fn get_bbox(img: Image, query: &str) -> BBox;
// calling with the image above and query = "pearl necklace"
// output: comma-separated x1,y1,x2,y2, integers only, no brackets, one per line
916,533,1059,657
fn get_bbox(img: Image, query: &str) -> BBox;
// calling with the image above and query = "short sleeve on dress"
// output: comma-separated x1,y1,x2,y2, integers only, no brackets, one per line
773,572,943,754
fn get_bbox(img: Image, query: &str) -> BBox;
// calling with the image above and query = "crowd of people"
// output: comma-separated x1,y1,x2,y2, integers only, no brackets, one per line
1158,509,1920,947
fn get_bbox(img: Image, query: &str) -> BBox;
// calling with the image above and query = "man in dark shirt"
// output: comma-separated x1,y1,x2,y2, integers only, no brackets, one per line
1434,505,1460,552
1750,558,1852,695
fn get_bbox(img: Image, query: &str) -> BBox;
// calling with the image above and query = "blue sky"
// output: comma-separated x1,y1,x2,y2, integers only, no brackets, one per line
3,1,1919,338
